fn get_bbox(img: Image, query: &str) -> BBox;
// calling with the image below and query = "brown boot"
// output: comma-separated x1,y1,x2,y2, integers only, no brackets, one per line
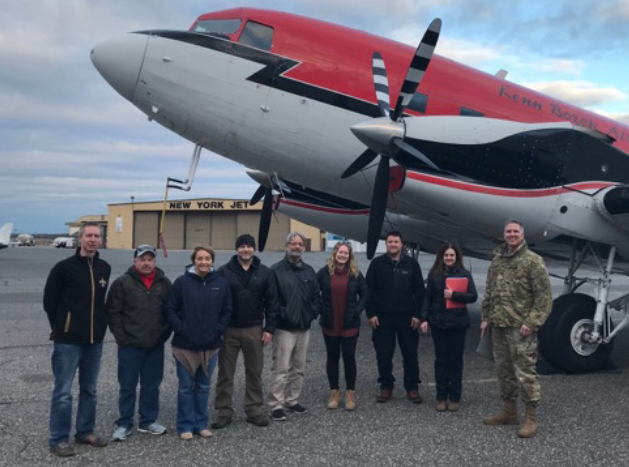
327,389,341,409
517,404,538,438
483,400,519,425
345,390,356,411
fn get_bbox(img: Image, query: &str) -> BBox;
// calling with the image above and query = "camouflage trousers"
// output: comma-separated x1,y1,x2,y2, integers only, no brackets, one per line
492,326,540,404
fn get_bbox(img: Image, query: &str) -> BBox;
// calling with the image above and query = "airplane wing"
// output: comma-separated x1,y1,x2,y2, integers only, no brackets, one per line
0,223,14,249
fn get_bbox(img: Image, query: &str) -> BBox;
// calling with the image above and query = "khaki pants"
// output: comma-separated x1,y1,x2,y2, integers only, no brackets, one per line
267,329,310,410
492,326,540,403
214,325,265,418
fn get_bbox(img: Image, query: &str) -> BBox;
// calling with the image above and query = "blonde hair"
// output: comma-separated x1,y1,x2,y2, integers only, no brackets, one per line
326,242,359,277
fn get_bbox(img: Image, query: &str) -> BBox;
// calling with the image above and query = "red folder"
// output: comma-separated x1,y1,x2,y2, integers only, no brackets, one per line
445,277,468,309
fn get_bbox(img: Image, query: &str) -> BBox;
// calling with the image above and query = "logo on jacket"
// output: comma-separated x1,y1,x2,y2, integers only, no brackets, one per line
99,277,108,288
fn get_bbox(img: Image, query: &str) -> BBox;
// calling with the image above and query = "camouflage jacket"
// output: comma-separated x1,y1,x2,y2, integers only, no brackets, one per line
481,241,552,330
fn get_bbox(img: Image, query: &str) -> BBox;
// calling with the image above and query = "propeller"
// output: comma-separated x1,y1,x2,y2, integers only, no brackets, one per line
341,18,442,259
249,185,274,252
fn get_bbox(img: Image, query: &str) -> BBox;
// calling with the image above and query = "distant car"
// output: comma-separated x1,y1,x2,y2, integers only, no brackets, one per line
53,237,76,248
17,234,35,246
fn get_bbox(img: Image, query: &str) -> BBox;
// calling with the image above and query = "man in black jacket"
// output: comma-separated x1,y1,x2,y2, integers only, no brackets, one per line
43,223,111,457
212,234,278,429
106,245,172,441
268,232,320,421
366,231,425,404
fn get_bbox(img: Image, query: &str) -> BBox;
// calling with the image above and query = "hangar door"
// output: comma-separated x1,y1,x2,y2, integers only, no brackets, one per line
133,212,159,248
211,212,237,250
185,212,210,248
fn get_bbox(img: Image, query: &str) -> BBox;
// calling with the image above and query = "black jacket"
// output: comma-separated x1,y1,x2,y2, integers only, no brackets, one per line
164,267,232,351
420,266,477,329
271,257,320,331
317,267,368,330
218,255,278,333
43,249,111,344
366,254,425,318
105,266,172,347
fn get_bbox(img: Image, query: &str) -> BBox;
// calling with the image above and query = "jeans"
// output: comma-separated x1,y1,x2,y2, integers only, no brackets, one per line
116,343,165,429
323,334,359,390
49,342,103,446
372,313,420,391
431,327,466,402
175,352,218,434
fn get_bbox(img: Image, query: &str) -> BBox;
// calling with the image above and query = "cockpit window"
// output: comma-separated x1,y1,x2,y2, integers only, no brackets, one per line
192,19,242,35
239,21,274,51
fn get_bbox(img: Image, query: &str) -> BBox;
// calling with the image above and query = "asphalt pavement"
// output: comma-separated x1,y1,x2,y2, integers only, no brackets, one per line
1,247,629,466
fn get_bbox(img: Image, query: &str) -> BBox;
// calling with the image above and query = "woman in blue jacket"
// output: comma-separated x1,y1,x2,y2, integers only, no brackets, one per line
317,242,367,411
165,246,232,440
420,243,477,412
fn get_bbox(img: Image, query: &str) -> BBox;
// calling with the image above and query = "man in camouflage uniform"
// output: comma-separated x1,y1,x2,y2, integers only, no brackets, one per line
480,220,552,438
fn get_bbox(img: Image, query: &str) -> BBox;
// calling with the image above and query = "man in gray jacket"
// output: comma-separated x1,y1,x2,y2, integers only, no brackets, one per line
106,245,172,441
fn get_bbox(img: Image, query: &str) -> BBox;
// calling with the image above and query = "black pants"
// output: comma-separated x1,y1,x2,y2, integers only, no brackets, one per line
372,313,420,391
431,327,467,402
323,334,359,390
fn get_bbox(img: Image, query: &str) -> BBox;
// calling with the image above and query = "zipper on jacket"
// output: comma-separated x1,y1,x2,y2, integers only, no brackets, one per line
64,312,71,333
88,256,95,344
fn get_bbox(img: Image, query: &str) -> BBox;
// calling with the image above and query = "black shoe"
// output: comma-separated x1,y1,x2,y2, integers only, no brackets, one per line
285,403,307,413
246,415,269,427
50,442,75,457
211,416,232,429
376,389,393,403
271,409,287,421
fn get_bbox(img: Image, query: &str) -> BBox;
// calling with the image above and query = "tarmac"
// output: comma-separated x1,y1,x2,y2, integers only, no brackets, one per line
2,246,629,466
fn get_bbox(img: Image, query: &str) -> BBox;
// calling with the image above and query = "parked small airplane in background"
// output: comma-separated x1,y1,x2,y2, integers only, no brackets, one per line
92,7,629,373
0,223,14,250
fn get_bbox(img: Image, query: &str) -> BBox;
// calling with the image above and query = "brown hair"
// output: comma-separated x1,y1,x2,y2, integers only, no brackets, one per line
429,242,464,276
326,242,360,277
191,245,215,262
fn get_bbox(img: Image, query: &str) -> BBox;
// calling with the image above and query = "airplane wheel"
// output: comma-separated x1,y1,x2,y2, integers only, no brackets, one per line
538,293,585,367
542,293,613,373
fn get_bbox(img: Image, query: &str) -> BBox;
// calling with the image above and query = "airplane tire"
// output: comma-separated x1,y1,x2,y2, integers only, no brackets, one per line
548,294,613,373
538,293,586,368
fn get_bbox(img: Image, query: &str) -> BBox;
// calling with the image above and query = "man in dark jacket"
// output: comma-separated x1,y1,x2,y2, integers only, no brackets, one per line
43,223,111,457
366,231,425,404
268,232,320,421
212,234,278,429
106,245,172,441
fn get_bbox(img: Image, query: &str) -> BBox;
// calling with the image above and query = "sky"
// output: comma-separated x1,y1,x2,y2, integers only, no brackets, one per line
2,0,629,233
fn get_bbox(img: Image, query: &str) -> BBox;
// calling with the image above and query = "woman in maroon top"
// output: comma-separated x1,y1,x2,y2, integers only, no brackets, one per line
317,242,368,410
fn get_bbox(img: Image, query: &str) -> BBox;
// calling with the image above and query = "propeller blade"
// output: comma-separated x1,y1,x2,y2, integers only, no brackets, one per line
372,52,390,119
341,148,379,179
250,184,267,205
392,18,441,121
367,157,391,259
393,138,439,170
258,188,273,252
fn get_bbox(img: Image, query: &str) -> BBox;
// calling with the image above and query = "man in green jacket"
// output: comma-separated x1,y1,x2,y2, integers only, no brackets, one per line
481,220,552,438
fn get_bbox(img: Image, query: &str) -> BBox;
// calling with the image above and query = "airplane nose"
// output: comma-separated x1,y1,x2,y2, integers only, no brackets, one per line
91,33,149,102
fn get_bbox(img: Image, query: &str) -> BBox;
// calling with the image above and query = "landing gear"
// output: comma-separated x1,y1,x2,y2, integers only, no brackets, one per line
538,241,628,373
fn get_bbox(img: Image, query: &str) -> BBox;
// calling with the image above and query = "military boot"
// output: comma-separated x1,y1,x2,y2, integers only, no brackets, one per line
517,403,538,438
483,400,519,425
327,389,341,409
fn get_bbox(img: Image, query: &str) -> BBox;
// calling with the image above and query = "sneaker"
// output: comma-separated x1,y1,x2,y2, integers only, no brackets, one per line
112,426,132,442
50,442,75,457
211,416,232,429
246,415,269,427
376,389,393,403
285,403,307,413
137,422,167,435
196,429,213,438
180,432,193,441
271,409,287,421
75,434,109,447
406,390,423,404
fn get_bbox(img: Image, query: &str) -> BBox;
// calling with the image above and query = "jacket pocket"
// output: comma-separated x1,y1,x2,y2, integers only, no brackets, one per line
64,312,72,333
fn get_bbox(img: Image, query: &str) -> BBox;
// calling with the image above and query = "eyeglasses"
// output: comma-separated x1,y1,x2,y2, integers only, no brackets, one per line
288,242,304,247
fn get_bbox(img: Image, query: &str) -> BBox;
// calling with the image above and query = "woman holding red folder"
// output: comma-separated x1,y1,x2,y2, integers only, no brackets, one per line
420,243,477,412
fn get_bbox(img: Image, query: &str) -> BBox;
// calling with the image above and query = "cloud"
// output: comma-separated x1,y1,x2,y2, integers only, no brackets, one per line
524,80,627,108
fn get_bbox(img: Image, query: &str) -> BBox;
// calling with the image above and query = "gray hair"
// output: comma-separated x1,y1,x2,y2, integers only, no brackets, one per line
504,219,524,233
285,231,306,244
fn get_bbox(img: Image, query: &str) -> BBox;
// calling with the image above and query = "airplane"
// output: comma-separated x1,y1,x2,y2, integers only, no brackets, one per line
0,223,14,250
16,233,35,246
91,7,629,374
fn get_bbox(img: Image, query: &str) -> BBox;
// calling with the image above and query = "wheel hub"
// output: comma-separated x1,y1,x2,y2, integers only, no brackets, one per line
570,319,600,356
